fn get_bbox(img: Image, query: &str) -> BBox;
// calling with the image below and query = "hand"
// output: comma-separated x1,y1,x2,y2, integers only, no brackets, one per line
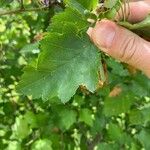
87,0,150,77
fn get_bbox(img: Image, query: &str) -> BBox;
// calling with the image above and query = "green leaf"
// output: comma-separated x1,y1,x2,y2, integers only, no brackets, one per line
5,141,21,150
90,115,106,135
31,139,52,150
129,110,143,125
107,123,133,146
12,116,31,139
20,42,40,55
130,143,140,150
24,111,38,128
107,123,123,141
99,0,121,20
103,93,135,116
136,129,150,150
58,108,77,130
97,142,119,150
73,95,85,106
106,59,129,77
0,0,14,7
130,74,150,97
64,0,98,13
119,15,150,40
79,108,93,126
49,8,88,33
129,106,150,125
76,0,98,10
17,23,100,102
36,112,49,127
104,0,118,9
64,0,86,14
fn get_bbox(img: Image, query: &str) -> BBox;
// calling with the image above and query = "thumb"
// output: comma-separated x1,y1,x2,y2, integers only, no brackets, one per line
87,20,150,77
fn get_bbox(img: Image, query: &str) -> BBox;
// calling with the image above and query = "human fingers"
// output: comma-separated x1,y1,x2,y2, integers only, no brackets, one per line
87,20,150,77
117,0,150,23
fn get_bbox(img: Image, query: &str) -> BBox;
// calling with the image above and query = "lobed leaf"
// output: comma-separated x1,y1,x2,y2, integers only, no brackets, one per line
103,92,135,116
17,22,100,102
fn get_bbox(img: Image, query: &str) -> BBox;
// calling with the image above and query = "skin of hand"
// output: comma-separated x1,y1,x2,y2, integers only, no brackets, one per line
87,0,150,77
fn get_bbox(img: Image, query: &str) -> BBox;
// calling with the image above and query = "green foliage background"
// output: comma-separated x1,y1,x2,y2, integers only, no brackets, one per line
0,0,150,150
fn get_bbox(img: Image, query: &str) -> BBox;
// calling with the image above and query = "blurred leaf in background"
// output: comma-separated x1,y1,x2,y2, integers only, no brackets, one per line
0,0,150,149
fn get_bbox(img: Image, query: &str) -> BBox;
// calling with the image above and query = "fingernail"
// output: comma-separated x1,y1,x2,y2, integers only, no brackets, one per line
94,21,116,50
87,27,93,37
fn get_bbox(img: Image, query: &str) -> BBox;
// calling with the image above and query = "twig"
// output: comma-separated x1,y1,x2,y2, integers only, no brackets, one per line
0,1,65,16
0,7,49,16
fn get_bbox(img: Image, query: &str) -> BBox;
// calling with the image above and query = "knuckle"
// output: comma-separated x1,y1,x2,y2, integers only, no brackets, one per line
119,36,138,63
